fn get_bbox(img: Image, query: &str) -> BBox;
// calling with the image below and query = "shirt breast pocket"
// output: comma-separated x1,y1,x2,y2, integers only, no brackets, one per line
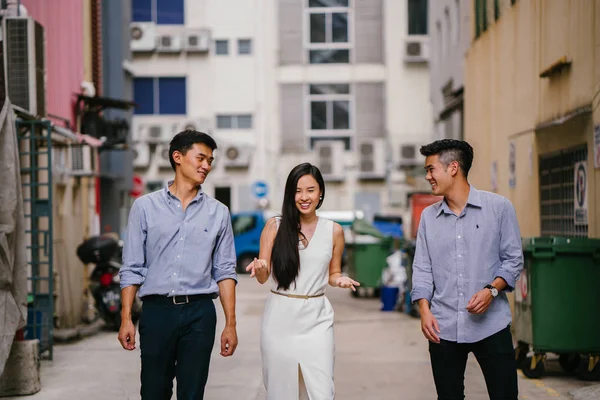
187,226,216,254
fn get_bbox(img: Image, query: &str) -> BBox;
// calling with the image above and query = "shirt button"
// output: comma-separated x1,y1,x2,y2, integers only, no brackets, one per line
173,272,177,276
180,237,183,240
171,290,175,293
459,274,462,277
177,204,180,208
460,292,463,296
457,235,461,239
458,254,462,258
177,255,180,258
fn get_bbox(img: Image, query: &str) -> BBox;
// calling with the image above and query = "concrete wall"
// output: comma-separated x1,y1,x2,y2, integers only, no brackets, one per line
464,0,599,238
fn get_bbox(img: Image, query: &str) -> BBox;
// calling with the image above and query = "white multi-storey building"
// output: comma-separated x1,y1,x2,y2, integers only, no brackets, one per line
126,0,432,216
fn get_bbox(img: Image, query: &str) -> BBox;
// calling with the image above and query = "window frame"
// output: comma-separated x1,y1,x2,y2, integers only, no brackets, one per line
215,114,254,130
131,0,185,25
305,83,354,150
133,77,187,115
237,38,253,55
215,39,230,55
304,0,353,64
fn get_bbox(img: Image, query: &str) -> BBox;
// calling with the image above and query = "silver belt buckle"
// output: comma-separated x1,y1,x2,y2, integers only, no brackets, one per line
172,295,189,305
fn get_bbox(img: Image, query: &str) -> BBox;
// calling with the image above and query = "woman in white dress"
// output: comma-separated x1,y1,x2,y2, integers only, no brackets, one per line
246,163,360,400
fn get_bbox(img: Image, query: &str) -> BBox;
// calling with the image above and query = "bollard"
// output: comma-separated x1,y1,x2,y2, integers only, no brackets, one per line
0,340,41,396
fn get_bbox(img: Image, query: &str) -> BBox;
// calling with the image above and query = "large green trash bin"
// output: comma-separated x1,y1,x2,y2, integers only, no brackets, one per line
346,219,393,297
515,237,600,380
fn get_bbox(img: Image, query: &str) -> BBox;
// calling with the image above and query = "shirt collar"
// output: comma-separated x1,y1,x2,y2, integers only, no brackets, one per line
436,185,482,217
164,180,204,204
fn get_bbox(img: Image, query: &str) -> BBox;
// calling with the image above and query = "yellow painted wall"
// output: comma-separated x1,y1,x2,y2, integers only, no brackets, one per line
465,0,599,238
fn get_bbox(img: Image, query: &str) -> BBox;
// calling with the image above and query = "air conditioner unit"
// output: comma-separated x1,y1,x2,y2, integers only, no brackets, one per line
70,145,94,176
156,34,182,53
178,117,212,134
222,144,251,169
2,17,46,116
52,146,70,184
185,30,211,53
130,22,156,52
132,142,150,168
315,141,345,181
398,143,424,168
140,123,171,143
404,35,429,63
154,143,172,169
358,138,386,179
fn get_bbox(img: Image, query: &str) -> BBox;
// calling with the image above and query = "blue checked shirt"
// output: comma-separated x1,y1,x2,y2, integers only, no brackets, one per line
119,181,237,298
411,186,523,343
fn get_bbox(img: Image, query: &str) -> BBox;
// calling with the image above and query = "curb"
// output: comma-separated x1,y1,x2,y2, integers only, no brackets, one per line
569,384,600,400
53,319,106,343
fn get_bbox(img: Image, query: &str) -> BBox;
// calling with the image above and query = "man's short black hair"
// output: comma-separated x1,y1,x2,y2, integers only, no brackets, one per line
420,139,474,177
168,130,217,171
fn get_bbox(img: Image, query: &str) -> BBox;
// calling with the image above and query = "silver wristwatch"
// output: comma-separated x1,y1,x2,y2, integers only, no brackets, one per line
485,284,498,298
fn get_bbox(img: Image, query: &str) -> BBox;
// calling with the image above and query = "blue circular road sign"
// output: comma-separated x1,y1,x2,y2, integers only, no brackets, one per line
252,180,269,199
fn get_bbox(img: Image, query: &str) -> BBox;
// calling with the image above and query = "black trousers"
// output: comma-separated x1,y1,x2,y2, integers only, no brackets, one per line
139,296,217,400
429,326,518,400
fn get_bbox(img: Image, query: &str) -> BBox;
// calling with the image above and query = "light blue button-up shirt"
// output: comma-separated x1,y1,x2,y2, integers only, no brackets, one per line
411,186,523,343
119,182,237,298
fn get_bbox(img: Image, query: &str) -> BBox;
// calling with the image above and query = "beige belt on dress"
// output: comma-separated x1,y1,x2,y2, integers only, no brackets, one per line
270,290,325,300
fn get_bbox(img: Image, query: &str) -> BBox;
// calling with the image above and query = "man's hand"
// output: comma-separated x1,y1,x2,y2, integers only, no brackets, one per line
118,318,136,350
220,326,238,357
466,289,493,314
420,309,441,343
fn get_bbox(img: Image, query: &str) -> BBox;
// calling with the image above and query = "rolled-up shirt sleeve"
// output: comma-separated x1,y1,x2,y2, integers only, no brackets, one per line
496,199,523,291
119,199,148,289
211,209,238,284
411,216,434,304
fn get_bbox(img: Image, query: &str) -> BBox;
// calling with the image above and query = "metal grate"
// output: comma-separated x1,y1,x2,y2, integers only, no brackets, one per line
5,18,30,111
17,119,54,360
539,145,588,237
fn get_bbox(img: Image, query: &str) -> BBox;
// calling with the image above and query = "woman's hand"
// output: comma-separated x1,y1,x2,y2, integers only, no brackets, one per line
245,258,268,278
335,276,360,291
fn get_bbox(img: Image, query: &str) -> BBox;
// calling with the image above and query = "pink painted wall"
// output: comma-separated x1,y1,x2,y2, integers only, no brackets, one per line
20,0,84,129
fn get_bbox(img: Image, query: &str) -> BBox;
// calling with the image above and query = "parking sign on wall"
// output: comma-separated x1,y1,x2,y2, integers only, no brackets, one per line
574,161,588,225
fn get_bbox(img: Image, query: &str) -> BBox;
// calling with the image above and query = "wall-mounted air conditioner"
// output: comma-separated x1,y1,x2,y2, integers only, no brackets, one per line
132,142,150,168
154,143,172,169
398,143,424,168
222,144,251,169
185,29,211,53
156,34,182,53
404,35,429,63
357,138,386,180
130,22,156,52
139,123,172,143
314,140,345,181
70,145,94,176
178,117,213,134
2,17,46,116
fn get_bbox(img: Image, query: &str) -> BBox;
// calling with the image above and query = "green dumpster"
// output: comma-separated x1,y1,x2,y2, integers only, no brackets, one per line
515,237,600,381
346,219,393,297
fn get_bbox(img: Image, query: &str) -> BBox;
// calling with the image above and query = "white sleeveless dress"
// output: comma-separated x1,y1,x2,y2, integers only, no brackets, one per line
261,217,335,400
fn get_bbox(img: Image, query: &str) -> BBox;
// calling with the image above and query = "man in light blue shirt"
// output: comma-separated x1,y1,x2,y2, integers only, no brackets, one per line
411,139,523,400
117,130,238,400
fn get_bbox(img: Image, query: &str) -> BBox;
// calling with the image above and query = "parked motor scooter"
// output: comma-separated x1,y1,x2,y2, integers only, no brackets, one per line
76,235,141,330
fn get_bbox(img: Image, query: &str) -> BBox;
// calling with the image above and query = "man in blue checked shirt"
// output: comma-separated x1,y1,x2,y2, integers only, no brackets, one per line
118,130,238,400
411,139,523,400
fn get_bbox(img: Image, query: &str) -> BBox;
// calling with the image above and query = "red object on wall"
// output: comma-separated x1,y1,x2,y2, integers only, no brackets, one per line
131,175,144,198
410,193,443,239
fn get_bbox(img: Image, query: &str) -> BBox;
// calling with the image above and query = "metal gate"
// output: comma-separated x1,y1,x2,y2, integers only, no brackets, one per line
539,145,588,238
16,119,54,360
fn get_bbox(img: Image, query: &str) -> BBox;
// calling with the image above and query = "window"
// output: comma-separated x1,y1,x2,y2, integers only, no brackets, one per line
238,39,252,55
494,0,500,20
215,39,229,55
133,77,186,115
216,114,253,129
306,0,350,64
307,84,352,149
408,0,428,35
132,0,184,25
475,0,488,38
232,215,257,236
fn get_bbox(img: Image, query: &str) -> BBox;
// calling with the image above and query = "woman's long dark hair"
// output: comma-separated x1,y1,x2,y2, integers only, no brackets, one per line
272,163,325,291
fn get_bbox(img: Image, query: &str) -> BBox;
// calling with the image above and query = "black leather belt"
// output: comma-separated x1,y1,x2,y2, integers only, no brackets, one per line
142,293,216,305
